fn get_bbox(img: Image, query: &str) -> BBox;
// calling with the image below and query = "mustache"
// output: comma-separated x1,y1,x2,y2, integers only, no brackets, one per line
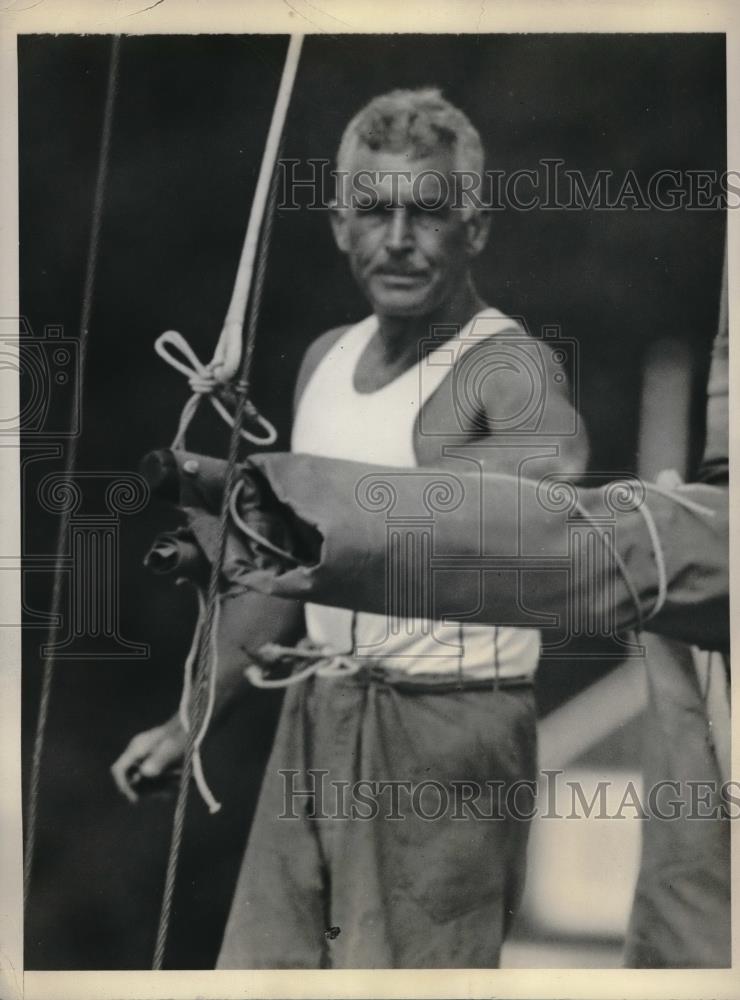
371,265,430,277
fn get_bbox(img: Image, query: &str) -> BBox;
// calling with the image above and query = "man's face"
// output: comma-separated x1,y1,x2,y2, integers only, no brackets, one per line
331,149,489,318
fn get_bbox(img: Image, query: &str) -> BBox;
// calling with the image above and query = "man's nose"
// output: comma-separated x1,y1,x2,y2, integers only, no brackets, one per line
385,208,414,254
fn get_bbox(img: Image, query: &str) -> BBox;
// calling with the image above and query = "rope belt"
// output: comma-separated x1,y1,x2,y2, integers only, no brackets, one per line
245,640,361,688
244,640,532,693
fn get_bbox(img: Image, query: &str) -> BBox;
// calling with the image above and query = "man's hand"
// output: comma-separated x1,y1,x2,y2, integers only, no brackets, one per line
111,716,187,803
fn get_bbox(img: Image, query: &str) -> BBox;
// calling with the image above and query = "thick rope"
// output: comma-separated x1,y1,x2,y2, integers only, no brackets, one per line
213,34,304,382
23,35,122,905
152,40,299,969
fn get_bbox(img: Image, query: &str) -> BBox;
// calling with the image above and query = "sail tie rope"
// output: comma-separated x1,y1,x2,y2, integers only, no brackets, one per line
154,329,277,450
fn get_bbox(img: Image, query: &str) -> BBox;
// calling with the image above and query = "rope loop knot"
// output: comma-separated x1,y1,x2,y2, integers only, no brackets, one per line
155,329,277,450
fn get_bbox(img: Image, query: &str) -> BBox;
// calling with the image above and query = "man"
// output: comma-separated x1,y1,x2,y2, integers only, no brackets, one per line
218,270,730,968
113,88,587,968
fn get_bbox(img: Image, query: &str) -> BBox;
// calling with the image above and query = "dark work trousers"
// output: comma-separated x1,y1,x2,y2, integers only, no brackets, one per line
624,638,730,968
217,668,537,968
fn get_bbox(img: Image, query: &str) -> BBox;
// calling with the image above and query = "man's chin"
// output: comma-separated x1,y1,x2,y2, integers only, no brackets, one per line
369,289,439,318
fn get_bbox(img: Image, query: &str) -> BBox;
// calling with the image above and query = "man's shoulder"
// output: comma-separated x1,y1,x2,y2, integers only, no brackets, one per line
293,323,353,411
460,310,567,376
461,306,527,343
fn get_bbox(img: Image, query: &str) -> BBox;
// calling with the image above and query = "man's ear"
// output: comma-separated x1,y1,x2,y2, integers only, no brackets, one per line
330,204,350,254
464,209,491,258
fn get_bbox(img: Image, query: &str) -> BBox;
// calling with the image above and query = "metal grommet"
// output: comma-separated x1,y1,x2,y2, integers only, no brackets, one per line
183,459,199,475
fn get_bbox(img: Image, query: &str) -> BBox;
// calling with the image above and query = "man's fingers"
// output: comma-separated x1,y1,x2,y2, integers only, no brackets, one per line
111,728,167,803
111,748,143,803
130,767,182,798
138,735,183,778
111,724,187,803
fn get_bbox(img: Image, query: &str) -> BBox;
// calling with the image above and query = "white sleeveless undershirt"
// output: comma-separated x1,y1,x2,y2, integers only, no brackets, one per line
291,308,540,679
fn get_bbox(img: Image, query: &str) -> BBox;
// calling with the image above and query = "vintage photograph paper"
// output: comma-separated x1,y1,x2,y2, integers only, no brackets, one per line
0,2,737,998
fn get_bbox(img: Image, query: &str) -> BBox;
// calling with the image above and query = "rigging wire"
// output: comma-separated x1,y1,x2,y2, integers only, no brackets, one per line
23,35,122,905
151,35,303,969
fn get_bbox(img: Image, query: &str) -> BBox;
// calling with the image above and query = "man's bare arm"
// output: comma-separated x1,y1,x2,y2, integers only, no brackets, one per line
111,590,303,801
415,336,589,478
111,322,342,804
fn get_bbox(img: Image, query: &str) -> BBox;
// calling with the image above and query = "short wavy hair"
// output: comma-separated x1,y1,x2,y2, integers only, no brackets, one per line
337,87,485,177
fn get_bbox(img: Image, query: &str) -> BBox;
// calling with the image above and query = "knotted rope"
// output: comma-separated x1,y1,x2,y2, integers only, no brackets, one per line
245,640,360,689
175,588,222,814
154,330,277,450
228,478,302,566
573,478,717,632
152,34,304,970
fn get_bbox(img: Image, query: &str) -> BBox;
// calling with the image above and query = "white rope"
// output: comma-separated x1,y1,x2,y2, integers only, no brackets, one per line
152,35,304,968
245,641,360,689
571,477,708,625
177,588,222,814
634,500,668,621
211,34,305,383
155,329,277,449
192,597,221,814
635,478,717,622
245,659,322,689
644,481,716,519
228,479,301,566
177,589,204,733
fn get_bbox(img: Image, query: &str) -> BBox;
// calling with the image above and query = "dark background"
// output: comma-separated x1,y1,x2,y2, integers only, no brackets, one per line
19,33,725,969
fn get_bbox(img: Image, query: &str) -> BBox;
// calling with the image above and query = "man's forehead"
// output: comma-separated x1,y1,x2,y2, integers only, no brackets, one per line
345,149,456,196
